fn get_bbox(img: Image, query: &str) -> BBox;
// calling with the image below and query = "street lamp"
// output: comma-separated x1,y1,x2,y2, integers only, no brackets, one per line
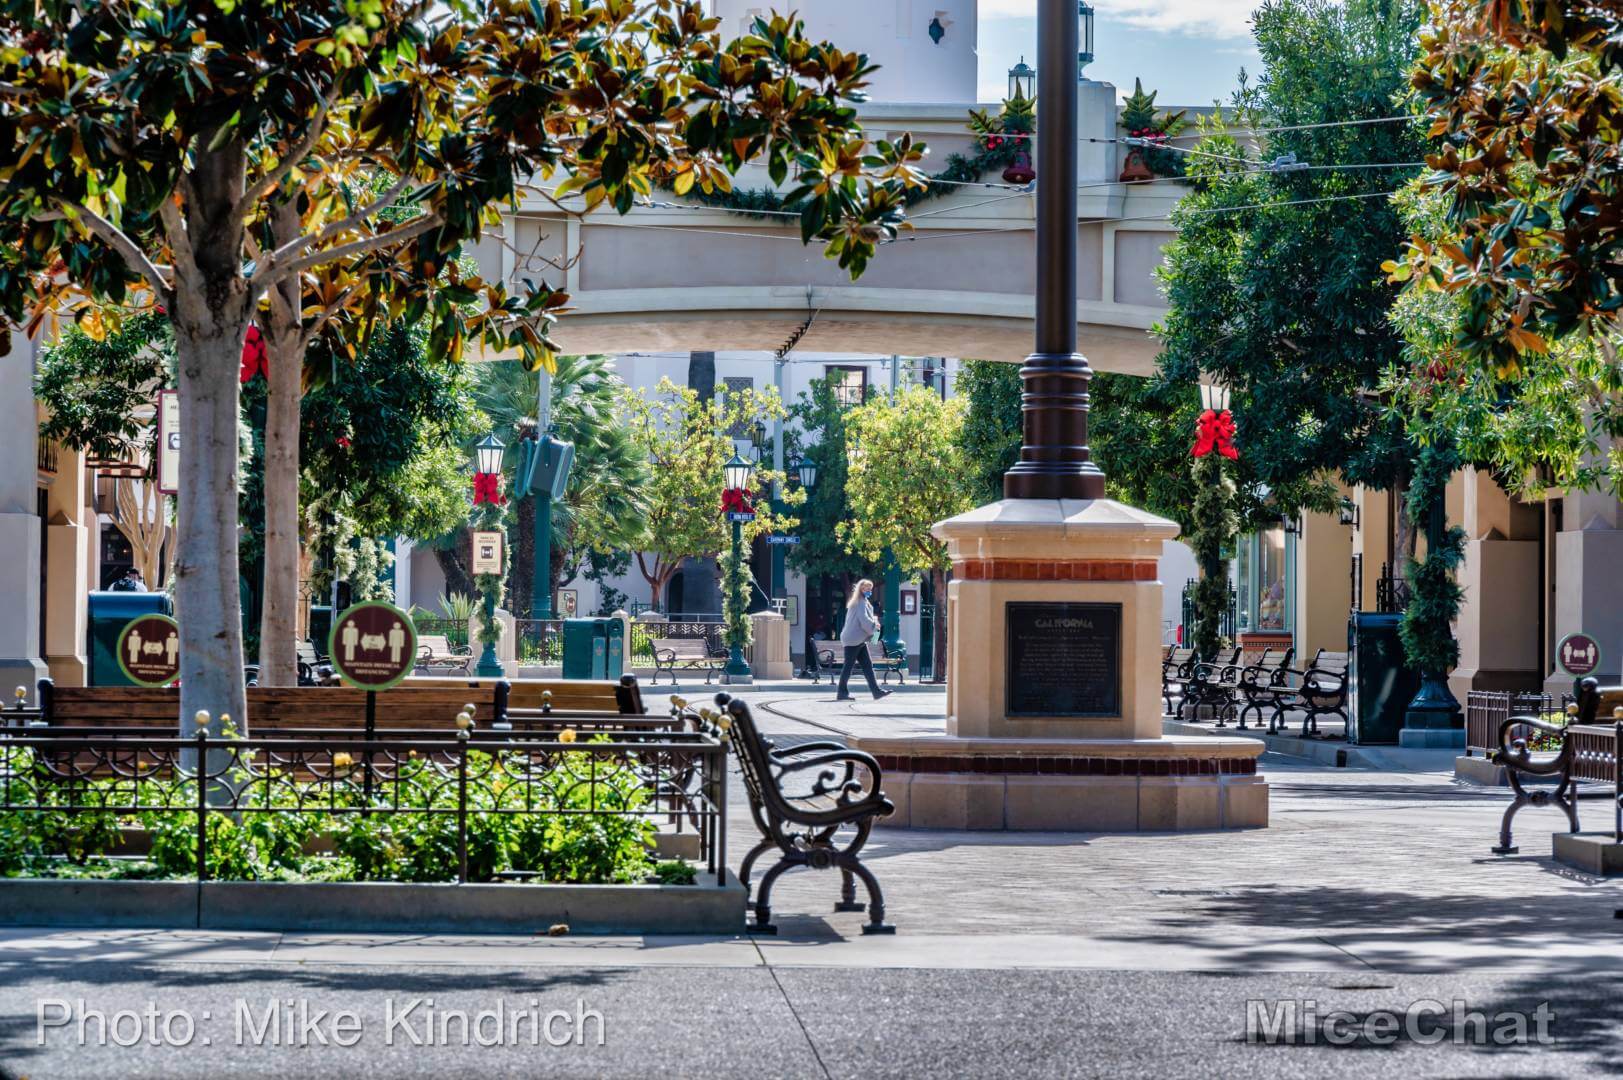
474,433,505,477
1008,57,1036,100
1003,0,1106,501
1199,382,1231,414
1338,496,1361,529
515,424,575,620
722,453,756,682
470,432,507,678
750,419,768,463
1078,2,1095,74
794,455,819,490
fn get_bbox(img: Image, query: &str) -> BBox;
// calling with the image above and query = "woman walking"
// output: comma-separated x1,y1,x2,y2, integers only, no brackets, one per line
836,578,893,702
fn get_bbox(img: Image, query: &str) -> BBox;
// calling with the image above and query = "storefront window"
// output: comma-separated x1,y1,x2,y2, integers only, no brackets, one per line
1234,528,1291,634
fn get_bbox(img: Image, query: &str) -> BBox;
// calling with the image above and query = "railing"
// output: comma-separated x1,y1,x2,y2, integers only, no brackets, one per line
1375,563,1410,614
0,726,727,885
411,616,470,651
1465,690,1561,755
36,435,57,475
514,619,565,664
629,620,725,664
1180,579,1236,643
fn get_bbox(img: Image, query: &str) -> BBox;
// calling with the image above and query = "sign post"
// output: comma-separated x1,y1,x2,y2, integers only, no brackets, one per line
116,614,181,688
329,602,417,806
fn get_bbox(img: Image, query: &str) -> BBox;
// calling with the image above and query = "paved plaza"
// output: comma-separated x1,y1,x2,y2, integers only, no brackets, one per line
1,683,1618,1078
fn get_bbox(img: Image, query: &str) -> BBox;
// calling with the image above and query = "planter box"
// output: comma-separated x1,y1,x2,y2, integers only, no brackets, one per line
0,874,744,935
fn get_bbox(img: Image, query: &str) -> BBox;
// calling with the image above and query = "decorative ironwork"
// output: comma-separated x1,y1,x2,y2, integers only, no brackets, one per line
1375,562,1410,614
1180,578,1236,642
0,726,726,884
36,435,58,475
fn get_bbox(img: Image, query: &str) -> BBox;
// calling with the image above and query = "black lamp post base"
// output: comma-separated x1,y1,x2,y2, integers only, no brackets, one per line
1002,351,1108,502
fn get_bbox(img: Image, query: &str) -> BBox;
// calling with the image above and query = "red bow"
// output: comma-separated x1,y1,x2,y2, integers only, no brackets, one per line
721,488,753,514
1191,409,1238,460
239,325,266,383
473,472,506,506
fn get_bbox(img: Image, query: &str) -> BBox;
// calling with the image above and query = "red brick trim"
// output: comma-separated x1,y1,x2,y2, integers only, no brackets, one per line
955,559,1158,582
871,754,1256,777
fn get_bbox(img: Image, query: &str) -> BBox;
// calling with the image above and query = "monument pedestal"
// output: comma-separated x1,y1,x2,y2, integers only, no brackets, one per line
851,498,1268,831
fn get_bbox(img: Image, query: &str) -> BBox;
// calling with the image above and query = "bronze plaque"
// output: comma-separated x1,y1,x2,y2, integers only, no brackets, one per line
1005,602,1122,718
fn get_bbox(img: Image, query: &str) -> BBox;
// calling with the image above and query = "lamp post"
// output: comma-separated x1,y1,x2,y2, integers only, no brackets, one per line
471,433,506,678
790,454,819,675
722,452,755,682
1004,0,1106,502
1008,57,1036,100
515,422,574,620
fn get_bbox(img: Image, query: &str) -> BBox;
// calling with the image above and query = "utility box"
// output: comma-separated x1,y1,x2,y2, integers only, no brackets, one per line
1347,612,1421,745
604,618,625,681
87,591,173,686
562,618,608,680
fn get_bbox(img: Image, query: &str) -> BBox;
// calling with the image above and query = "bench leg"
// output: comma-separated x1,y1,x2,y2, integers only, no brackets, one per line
837,853,894,934
738,837,777,898
751,856,801,935
834,869,865,913
1494,769,1581,855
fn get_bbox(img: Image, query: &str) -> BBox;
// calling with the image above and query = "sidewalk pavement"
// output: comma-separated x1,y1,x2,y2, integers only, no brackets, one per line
1,681,1619,1077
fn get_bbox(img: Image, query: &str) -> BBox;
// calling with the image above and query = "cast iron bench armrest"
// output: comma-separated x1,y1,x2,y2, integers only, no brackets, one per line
1493,714,1572,775
1299,667,1347,691
769,740,851,758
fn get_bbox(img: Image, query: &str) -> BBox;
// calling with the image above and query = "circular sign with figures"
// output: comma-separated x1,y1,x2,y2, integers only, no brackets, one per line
329,602,418,691
117,614,181,687
1557,632,1603,678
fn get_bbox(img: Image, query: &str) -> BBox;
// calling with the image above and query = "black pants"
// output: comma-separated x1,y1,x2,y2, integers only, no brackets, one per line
838,644,882,699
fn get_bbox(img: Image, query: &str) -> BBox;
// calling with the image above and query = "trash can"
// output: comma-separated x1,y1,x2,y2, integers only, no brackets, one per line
562,618,608,680
1347,611,1421,745
87,591,173,686
604,618,625,681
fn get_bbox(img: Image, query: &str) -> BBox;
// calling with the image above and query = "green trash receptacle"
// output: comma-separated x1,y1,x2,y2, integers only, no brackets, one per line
604,618,625,680
87,591,173,686
562,618,608,680
1347,611,1421,745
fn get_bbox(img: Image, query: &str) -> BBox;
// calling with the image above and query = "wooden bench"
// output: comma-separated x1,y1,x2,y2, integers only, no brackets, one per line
1492,678,1623,854
703,692,894,934
1162,646,1195,714
1278,650,1349,736
649,636,724,686
415,634,473,677
873,640,908,685
799,639,838,684
1236,646,1295,729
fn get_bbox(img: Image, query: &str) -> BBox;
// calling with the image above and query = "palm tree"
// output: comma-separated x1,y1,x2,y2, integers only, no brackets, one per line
473,356,649,616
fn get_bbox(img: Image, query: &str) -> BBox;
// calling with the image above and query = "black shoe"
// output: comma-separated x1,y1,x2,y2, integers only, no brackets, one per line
873,689,893,700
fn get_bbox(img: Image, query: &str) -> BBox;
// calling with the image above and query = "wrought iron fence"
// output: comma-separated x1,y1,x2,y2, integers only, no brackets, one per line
1375,563,1410,614
410,616,470,651
514,619,565,664
628,621,725,664
0,726,726,885
1180,579,1237,643
1465,690,1565,755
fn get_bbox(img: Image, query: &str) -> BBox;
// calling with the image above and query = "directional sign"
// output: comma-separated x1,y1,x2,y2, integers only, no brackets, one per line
725,511,757,523
329,602,418,691
764,535,802,546
1557,632,1603,678
117,614,181,687
156,390,180,495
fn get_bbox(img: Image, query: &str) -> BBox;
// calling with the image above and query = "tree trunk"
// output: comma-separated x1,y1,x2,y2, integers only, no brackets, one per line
257,330,302,685
173,323,251,737
931,566,948,684
434,543,475,600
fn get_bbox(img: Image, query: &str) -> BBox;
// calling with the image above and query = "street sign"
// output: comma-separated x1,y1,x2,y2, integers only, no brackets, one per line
1557,632,1603,678
765,535,802,546
329,601,418,690
157,390,180,494
471,530,504,576
725,511,757,523
116,614,181,687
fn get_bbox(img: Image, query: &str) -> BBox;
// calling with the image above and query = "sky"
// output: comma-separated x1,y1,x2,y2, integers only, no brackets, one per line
978,1,1262,105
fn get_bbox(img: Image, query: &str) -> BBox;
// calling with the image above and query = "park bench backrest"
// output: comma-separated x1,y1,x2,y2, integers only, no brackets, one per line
297,641,323,666
1166,647,1194,670
416,635,461,657
1307,651,1349,677
653,638,712,658
405,676,644,715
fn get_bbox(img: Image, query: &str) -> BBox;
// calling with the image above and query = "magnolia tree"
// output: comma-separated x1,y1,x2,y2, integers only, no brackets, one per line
618,377,800,611
838,386,975,683
0,1,925,731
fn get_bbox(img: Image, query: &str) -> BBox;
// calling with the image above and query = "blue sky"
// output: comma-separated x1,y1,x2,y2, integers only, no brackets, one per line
978,1,1261,105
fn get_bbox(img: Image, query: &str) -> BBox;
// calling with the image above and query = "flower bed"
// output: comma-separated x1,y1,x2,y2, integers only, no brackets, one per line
0,728,725,888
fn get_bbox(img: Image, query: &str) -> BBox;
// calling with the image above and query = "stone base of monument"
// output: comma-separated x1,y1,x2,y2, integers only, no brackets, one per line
857,497,1271,832
849,734,1267,830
